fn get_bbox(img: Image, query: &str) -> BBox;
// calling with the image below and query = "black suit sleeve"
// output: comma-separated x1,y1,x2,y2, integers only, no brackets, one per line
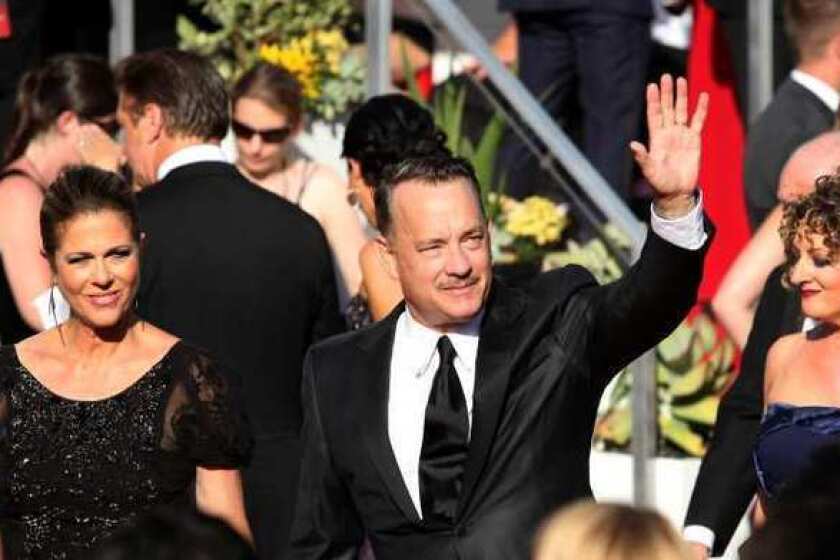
310,234,347,344
587,227,709,391
684,267,789,556
289,350,363,560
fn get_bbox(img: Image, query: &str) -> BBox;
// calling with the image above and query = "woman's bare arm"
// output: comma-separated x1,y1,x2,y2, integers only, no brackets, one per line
712,205,786,348
301,165,367,306
195,467,253,545
0,176,52,330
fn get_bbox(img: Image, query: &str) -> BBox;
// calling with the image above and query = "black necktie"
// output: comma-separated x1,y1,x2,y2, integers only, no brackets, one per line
419,335,469,525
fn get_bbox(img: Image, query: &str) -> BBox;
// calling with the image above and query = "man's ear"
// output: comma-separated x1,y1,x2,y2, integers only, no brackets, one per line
141,103,165,143
828,32,840,63
375,235,399,281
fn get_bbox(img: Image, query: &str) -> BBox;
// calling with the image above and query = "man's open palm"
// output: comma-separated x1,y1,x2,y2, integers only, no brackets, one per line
630,74,709,202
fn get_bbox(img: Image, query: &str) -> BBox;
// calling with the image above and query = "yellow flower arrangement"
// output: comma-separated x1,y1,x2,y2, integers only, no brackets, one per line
259,29,351,101
178,0,365,121
488,194,570,264
504,196,568,246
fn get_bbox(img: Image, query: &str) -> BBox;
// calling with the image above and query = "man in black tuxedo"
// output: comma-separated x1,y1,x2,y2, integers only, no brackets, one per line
742,0,840,231
496,0,652,199
115,49,345,560
289,76,711,559
684,266,800,559
704,0,792,118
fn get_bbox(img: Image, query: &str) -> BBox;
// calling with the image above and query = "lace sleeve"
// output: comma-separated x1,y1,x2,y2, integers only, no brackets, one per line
0,346,19,511
160,345,252,468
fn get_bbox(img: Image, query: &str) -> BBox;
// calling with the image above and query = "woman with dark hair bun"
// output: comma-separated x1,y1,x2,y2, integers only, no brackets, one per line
0,54,123,345
231,62,367,314
0,166,252,558
342,93,450,322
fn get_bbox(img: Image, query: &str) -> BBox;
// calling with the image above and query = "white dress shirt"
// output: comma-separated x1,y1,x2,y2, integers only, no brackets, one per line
156,144,228,180
791,69,840,112
389,195,706,518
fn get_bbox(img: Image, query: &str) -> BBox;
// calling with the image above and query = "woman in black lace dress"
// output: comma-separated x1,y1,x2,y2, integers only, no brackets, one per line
0,167,252,558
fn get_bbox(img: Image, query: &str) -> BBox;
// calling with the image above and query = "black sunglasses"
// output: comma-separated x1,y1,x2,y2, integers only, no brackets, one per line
231,119,293,144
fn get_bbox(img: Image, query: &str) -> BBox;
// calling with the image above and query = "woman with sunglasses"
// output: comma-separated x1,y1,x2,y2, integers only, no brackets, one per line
0,54,122,345
231,62,366,315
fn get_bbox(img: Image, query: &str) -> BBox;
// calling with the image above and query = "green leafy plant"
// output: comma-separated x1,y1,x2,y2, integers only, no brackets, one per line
541,226,736,458
177,0,365,120
593,308,737,458
400,43,507,221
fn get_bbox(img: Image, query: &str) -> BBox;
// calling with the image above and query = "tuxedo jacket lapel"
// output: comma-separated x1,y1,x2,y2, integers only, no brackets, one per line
458,282,528,516
357,305,421,523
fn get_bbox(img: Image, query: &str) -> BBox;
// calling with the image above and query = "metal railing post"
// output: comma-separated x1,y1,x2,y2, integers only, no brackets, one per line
109,0,134,64
366,0,392,98
631,349,658,506
747,0,773,121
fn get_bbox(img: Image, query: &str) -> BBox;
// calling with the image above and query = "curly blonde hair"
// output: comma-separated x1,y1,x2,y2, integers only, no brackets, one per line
780,171,840,285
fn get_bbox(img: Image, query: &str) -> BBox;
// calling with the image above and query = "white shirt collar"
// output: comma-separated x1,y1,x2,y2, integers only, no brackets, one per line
791,70,840,112
156,144,228,180
399,308,483,377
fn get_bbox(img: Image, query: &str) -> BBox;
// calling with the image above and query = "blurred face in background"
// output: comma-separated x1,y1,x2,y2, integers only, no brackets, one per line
233,97,295,179
117,94,158,188
52,209,140,330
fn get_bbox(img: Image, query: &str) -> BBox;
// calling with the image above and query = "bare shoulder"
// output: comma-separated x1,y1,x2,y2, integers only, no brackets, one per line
765,332,805,390
767,332,803,364
135,321,180,356
0,173,43,207
14,329,69,369
300,161,348,202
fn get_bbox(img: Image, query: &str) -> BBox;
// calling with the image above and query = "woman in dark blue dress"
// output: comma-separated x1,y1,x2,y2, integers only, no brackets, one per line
754,175,840,519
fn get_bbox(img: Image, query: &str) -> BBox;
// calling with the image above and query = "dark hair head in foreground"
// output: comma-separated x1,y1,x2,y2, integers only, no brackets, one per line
90,506,255,560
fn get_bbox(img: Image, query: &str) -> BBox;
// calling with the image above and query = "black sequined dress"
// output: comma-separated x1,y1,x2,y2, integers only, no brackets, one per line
0,342,251,559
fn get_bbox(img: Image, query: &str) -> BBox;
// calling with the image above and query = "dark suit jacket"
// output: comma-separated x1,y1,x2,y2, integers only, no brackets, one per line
743,78,835,230
706,0,784,18
137,161,344,437
684,266,801,557
497,0,651,16
290,228,708,560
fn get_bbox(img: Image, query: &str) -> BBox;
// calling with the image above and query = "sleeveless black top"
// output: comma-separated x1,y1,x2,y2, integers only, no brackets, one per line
0,169,38,345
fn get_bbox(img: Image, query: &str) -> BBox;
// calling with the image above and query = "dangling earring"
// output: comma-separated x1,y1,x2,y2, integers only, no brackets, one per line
48,283,56,324
51,282,66,346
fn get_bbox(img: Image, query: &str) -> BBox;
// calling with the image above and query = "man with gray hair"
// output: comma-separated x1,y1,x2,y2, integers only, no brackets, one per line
116,48,344,560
